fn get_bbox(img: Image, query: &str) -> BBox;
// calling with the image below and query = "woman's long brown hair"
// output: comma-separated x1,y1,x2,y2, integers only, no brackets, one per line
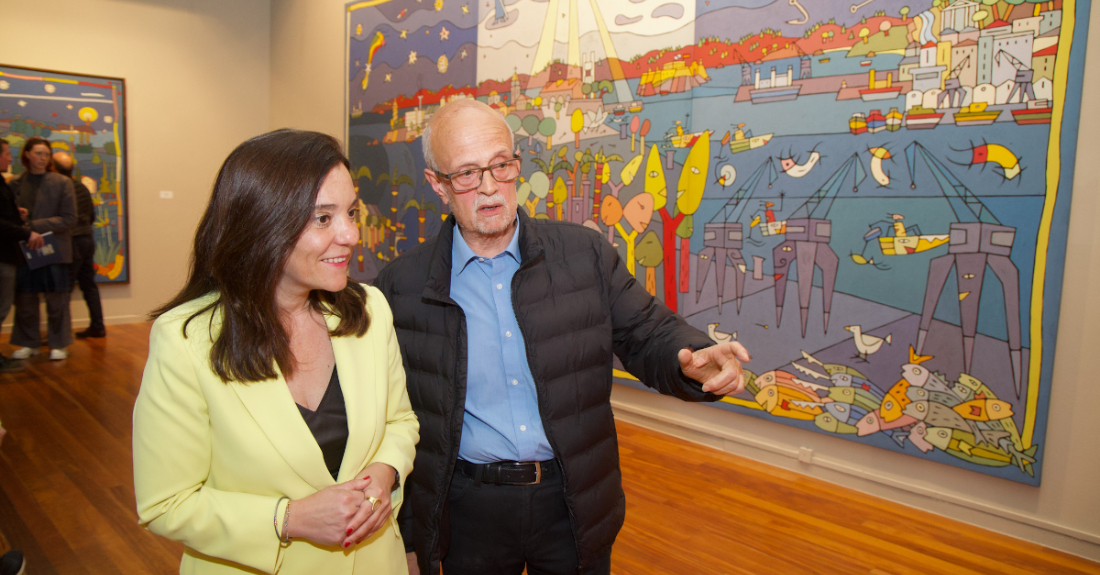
153,129,369,383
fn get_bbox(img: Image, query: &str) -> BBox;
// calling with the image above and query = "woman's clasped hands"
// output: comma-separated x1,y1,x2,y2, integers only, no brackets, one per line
286,463,395,549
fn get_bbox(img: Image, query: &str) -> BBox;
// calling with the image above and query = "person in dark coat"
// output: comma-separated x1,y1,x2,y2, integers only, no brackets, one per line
53,151,106,338
8,137,77,361
0,138,42,371
375,99,752,575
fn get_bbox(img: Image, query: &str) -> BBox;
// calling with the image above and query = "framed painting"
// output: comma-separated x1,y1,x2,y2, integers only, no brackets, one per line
345,0,1091,486
0,64,129,283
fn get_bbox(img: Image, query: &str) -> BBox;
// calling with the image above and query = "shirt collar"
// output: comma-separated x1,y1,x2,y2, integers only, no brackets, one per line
451,216,522,276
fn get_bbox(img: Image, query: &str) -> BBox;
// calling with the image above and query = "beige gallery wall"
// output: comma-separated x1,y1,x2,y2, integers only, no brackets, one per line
267,0,1100,561
0,0,272,327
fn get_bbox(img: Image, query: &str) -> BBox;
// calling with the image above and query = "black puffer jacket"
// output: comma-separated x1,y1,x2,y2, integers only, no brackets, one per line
376,211,717,572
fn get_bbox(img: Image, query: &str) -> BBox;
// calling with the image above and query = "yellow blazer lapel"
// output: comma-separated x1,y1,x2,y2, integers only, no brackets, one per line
231,375,335,491
329,313,381,483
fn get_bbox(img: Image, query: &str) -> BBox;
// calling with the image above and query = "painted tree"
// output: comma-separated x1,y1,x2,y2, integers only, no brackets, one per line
521,114,540,148
551,176,568,220
880,20,892,36
980,0,1000,21
403,197,438,243
674,135,709,293
526,171,550,216
560,148,594,200
571,108,584,148
506,113,523,145
859,27,870,43
591,148,623,220
639,119,651,151
629,115,640,152
899,6,910,20
636,231,663,296
973,10,989,29
642,144,684,311
600,195,623,245
538,117,557,151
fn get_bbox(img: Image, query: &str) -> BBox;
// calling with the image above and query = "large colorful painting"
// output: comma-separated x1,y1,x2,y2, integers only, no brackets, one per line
345,0,1090,485
0,65,129,283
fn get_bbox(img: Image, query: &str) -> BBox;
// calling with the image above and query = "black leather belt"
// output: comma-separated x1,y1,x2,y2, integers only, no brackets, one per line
455,459,557,485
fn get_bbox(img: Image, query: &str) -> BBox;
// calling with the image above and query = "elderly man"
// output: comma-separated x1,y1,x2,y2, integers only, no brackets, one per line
375,99,750,575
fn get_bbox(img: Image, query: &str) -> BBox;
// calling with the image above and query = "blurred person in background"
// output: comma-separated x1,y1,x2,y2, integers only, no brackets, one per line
7,137,74,361
52,151,106,339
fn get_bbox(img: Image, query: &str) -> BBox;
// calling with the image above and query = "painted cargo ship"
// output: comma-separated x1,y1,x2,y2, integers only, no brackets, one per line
859,69,903,102
612,104,626,116
953,102,1001,126
628,100,644,113
1012,99,1053,125
867,109,886,133
885,107,903,131
904,106,944,130
850,112,868,135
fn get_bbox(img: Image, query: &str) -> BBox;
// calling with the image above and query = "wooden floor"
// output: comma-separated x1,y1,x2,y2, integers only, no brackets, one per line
0,323,1097,575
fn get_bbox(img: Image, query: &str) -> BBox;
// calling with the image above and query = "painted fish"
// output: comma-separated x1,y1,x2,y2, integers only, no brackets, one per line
856,411,917,437
909,422,935,453
828,386,881,412
816,411,859,434
824,402,860,423
825,364,869,379
918,401,973,432
832,373,886,400
953,399,1014,421
925,427,1014,468
754,386,822,420
906,387,962,407
881,379,912,423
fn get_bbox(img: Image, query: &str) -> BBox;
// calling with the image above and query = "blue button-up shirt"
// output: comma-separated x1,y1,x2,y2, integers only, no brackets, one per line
450,221,554,464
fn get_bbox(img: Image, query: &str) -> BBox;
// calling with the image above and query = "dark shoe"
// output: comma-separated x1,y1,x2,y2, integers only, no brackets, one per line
0,356,26,373
0,550,25,575
76,327,107,338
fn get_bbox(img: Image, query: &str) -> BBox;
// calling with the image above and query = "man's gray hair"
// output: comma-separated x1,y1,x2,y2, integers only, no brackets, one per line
421,99,514,172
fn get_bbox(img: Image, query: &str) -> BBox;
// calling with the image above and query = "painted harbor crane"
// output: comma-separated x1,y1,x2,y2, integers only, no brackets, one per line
695,157,778,313
905,141,1023,397
772,153,866,337
937,55,971,109
996,49,1036,104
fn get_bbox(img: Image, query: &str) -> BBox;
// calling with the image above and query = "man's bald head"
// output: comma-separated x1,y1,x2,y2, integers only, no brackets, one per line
52,151,74,177
422,99,512,172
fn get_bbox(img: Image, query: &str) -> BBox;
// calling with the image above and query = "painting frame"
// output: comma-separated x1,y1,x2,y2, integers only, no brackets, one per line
0,63,131,284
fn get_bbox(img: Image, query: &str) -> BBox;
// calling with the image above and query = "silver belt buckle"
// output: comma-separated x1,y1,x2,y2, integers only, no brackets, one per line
520,461,542,485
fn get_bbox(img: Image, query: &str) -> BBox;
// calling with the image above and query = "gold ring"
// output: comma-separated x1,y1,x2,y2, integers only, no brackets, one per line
368,496,380,510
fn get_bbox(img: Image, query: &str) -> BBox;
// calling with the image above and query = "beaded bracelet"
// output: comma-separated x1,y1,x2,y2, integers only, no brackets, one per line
273,496,289,540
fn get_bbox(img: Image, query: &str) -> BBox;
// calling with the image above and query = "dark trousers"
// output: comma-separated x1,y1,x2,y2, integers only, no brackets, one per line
11,291,72,349
71,235,104,331
442,460,612,575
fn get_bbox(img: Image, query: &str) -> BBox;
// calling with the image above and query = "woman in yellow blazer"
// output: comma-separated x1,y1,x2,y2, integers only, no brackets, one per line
133,130,419,574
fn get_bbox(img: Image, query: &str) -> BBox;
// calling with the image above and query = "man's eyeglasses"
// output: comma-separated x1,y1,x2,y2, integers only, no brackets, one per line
435,156,521,193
